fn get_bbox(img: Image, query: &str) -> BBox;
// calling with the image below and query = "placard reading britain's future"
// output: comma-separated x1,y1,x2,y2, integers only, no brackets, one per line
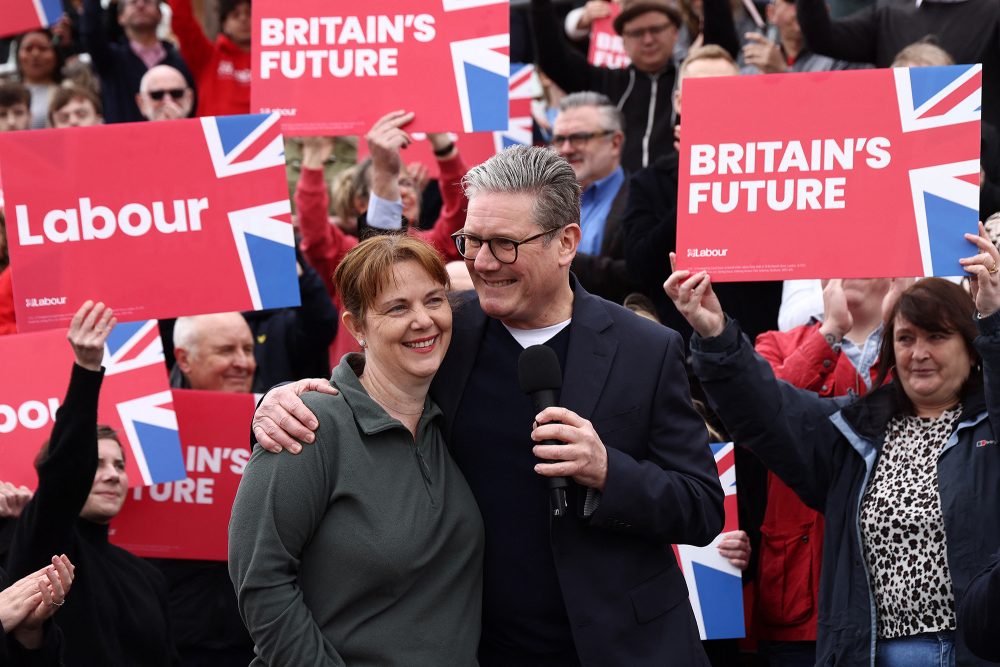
676,66,982,281
0,114,299,332
251,0,510,135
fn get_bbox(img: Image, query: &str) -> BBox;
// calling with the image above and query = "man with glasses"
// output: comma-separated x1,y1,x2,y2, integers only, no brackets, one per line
531,0,682,171
252,145,724,666
551,91,636,304
80,0,196,123
136,64,194,121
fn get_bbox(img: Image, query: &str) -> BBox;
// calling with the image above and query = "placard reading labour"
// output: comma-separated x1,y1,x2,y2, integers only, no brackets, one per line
1,114,299,331
676,66,982,281
252,0,510,135
0,321,184,490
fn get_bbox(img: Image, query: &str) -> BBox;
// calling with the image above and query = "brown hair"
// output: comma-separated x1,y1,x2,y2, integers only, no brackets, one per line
48,84,103,126
873,278,980,409
333,235,449,322
330,166,362,224
36,424,125,470
0,81,30,109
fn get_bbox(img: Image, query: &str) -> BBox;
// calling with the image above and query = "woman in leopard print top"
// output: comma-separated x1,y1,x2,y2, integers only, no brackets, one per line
671,224,1000,666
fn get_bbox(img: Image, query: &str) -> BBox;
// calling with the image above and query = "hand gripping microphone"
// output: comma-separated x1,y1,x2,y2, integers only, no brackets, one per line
517,344,568,518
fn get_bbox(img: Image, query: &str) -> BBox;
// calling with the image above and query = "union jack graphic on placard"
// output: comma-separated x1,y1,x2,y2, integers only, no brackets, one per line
201,114,298,311
100,321,186,488
1,0,62,39
673,442,745,640
492,63,536,152
448,0,510,132
893,65,981,276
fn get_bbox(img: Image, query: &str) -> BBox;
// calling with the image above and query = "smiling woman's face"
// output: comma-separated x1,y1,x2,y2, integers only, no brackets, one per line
80,438,128,524
893,315,973,417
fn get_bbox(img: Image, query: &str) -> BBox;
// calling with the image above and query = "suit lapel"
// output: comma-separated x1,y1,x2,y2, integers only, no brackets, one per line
433,292,488,443
561,279,617,418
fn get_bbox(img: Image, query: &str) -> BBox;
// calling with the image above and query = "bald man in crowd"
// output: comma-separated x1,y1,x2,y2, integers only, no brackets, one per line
136,64,195,122
171,312,256,393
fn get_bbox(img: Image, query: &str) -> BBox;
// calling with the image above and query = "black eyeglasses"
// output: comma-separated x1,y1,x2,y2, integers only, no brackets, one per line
549,130,614,150
451,229,558,264
147,88,187,101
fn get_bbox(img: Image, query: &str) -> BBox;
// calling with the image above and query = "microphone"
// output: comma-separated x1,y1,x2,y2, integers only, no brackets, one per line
518,344,568,518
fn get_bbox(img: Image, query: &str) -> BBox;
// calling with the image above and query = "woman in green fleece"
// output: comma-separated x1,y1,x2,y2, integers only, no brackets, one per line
229,235,484,666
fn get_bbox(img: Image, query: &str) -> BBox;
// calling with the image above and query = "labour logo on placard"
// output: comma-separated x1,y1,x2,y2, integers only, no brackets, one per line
894,65,982,276
101,320,185,487
673,442,744,640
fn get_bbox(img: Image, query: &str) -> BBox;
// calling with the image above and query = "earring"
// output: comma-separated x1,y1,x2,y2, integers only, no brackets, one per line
358,339,366,348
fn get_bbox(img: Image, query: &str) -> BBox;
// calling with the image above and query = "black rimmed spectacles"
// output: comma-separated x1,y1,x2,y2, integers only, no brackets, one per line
451,229,557,264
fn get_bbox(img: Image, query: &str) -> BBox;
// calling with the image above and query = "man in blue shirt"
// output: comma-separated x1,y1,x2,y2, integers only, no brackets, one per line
553,91,637,304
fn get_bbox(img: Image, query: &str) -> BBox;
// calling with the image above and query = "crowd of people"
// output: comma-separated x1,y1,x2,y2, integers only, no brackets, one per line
2,0,1000,665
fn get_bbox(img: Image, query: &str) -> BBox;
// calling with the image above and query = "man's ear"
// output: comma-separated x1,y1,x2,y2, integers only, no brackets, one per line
174,347,192,373
558,223,582,267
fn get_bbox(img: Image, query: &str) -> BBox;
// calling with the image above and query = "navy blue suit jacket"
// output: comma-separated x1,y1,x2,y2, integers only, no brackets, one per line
432,276,724,666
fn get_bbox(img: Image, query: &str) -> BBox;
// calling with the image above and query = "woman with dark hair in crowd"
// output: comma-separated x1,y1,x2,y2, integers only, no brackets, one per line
6,300,176,665
229,235,484,665
14,29,63,129
665,224,1000,666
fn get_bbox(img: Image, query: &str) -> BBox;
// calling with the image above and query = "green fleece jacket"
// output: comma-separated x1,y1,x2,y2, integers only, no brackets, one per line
229,354,484,666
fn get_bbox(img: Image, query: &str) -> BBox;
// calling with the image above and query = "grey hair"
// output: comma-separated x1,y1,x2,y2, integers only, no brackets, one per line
172,316,202,356
558,91,625,134
462,145,581,234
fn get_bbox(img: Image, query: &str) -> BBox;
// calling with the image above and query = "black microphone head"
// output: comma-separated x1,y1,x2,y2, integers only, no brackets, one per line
518,344,562,394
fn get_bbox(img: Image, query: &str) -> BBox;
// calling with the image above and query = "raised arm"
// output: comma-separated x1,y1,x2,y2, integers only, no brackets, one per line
701,0,741,59
530,0,610,93
167,0,215,76
965,222,1000,438
7,302,115,580
665,264,848,510
295,136,359,300
795,0,880,64
755,279,852,391
79,0,115,73
413,133,468,262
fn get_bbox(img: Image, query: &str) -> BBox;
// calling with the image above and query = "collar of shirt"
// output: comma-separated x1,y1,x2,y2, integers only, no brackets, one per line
841,322,884,390
130,40,167,70
579,166,625,257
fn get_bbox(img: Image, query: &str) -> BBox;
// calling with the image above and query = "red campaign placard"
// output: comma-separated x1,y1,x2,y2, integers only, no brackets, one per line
355,62,536,178
676,66,982,281
587,7,630,70
672,442,744,640
0,321,184,490
251,0,510,136
0,114,299,332
111,390,256,561
0,0,63,39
